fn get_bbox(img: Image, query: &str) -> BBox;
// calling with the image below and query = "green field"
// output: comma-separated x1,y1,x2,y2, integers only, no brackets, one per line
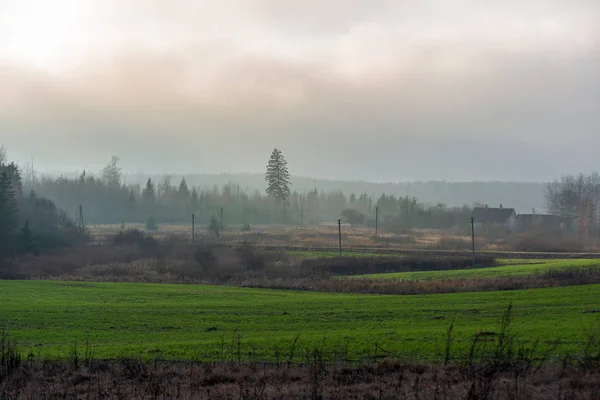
1,281,598,362
359,259,600,280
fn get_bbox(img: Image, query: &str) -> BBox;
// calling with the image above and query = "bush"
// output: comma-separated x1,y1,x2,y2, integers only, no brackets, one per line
111,229,158,252
241,222,251,232
195,244,217,269
340,209,366,227
209,215,221,238
236,241,266,271
145,217,158,231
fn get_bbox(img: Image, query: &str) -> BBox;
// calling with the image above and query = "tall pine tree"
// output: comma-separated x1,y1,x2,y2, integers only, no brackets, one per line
265,149,292,222
265,149,291,202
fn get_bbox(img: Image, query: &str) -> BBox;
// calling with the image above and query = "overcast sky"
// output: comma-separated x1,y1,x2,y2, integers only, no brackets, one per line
1,0,598,182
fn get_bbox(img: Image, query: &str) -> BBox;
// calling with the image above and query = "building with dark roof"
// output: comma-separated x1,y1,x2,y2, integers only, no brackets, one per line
472,205,517,231
516,214,566,235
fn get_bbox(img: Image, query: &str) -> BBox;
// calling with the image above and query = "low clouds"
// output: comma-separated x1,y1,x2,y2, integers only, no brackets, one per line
0,0,598,180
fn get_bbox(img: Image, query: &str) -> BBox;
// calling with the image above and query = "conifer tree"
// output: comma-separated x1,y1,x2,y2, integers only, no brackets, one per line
265,148,291,204
191,188,199,212
142,179,156,204
17,220,38,255
0,171,19,258
178,178,190,197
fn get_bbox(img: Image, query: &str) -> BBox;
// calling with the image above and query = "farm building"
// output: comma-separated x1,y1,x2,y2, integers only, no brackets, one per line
516,214,566,235
472,205,517,232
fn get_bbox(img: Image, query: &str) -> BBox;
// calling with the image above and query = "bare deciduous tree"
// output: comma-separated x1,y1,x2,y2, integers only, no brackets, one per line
102,156,123,188
545,173,600,227
0,146,7,166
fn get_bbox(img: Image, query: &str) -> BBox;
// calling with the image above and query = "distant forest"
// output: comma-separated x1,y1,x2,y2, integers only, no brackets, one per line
122,173,546,213
23,156,546,228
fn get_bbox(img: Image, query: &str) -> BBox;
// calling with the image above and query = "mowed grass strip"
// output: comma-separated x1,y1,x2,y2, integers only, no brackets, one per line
0,281,598,362
358,259,600,280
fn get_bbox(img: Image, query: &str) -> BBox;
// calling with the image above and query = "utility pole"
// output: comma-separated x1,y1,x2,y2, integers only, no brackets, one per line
191,213,195,243
220,207,224,240
338,219,342,256
78,205,85,234
470,217,476,267
375,206,379,241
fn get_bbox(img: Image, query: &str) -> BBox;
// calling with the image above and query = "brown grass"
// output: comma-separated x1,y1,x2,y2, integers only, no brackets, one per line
1,358,599,399
89,223,600,254
232,267,600,295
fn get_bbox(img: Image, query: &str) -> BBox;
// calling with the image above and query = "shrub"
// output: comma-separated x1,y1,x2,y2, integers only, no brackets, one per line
340,209,366,227
195,244,217,270
145,217,158,231
241,221,251,232
111,229,158,253
209,215,220,238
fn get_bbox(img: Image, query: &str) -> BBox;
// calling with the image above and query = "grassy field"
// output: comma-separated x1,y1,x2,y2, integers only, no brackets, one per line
357,259,600,280
1,281,598,362
88,224,472,250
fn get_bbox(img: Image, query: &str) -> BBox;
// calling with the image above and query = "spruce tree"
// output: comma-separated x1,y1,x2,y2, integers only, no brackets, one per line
0,171,19,258
265,148,291,204
178,178,190,197
17,221,38,256
142,179,156,204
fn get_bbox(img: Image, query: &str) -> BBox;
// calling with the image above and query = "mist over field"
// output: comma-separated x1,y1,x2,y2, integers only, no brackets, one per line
1,0,598,182
3,4,600,396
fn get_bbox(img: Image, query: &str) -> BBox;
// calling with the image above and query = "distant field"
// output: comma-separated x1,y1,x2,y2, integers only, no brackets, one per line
1,281,598,362
87,224,470,250
358,259,600,280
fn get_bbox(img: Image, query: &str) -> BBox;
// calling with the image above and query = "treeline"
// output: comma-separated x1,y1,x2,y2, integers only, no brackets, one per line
376,195,473,231
0,153,83,261
28,157,474,230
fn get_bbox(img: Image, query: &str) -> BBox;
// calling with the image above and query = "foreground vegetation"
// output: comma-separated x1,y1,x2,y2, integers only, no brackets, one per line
1,281,598,362
2,357,599,399
4,229,600,297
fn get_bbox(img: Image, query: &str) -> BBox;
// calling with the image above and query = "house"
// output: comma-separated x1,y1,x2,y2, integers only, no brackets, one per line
472,205,517,232
516,214,567,235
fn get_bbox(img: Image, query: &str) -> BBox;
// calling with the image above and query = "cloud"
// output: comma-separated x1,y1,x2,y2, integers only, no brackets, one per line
0,0,598,181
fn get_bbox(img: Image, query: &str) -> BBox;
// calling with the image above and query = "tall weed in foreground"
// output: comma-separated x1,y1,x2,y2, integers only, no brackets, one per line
0,325,20,380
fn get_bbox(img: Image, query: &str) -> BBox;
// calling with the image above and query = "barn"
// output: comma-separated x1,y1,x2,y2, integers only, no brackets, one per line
472,205,517,232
